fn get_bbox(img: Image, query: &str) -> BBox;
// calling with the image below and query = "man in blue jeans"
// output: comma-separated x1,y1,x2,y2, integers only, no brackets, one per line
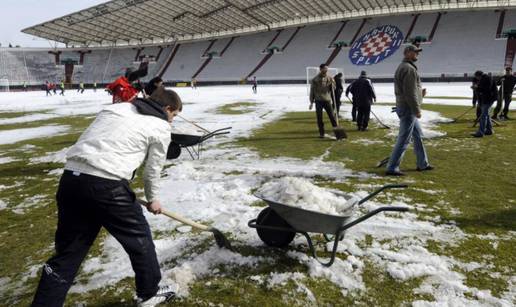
386,45,433,176
472,70,496,137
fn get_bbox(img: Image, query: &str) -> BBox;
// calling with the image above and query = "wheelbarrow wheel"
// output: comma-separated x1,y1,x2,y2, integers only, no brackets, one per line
256,207,295,248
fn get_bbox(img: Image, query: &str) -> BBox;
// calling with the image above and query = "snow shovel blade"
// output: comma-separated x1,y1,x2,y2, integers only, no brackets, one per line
333,126,347,140
376,156,390,168
138,200,232,250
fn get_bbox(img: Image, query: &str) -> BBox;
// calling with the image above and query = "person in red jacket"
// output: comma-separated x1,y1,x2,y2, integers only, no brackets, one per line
106,60,149,103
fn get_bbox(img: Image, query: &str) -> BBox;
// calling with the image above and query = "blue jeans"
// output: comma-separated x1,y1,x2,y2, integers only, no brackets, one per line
476,103,493,136
386,106,429,172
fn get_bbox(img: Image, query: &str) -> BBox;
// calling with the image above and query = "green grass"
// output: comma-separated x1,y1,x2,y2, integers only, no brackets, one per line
215,102,258,115
236,103,515,304
1,104,514,306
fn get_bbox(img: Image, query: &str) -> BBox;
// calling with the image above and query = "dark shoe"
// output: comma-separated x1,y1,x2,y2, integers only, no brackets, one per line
362,127,368,131
491,115,498,120
386,170,405,176
471,133,483,138
357,126,362,131
417,165,434,172
484,131,493,136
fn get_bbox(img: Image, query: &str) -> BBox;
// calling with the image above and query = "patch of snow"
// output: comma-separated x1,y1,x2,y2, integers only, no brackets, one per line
30,147,70,164
0,200,7,210
0,113,60,125
0,157,17,164
0,125,70,145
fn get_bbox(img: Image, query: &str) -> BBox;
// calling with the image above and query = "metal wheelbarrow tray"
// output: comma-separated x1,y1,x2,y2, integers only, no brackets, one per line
248,184,409,267
167,127,232,160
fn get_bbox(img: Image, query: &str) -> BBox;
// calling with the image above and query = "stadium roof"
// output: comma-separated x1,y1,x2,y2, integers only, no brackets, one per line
22,0,516,47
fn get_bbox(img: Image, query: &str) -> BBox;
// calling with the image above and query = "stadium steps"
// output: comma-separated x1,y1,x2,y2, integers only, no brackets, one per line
504,37,516,68
497,10,506,39
428,12,443,42
326,18,367,66
245,27,302,80
328,21,348,48
157,44,181,78
192,38,236,79
405,14,420,42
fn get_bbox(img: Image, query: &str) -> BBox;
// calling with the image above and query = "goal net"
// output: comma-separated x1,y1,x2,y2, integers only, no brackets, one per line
0,78,9,92
306,67,344,95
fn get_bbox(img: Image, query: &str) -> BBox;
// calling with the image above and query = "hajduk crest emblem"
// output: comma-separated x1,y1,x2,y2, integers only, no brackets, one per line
349,25,404,66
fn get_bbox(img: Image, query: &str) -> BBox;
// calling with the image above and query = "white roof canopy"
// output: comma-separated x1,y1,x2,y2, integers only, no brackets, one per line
22,0,516,47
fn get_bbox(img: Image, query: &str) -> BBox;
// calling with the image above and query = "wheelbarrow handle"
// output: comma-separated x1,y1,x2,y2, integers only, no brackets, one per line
357,184,409,205
338,206,409,232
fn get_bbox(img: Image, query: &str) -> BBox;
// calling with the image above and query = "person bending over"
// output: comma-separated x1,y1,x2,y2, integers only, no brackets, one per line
31,87,182,307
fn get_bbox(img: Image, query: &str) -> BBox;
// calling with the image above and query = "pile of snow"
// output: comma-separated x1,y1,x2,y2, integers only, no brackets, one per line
256,177,357,216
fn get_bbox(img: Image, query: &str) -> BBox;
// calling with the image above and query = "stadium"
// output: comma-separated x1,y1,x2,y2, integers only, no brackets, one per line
0,0,515,306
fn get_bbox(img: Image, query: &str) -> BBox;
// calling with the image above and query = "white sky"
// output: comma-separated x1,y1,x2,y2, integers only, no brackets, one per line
0,1,108,47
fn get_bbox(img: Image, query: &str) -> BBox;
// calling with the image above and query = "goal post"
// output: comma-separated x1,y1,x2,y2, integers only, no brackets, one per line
0,78,9,92
306,67,344,95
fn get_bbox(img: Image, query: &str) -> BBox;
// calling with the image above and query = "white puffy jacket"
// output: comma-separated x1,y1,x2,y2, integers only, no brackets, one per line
65,103,172,201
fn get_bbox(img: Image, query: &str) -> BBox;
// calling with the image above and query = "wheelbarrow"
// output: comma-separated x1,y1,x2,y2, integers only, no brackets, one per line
167,127,231,160
248,184,409,266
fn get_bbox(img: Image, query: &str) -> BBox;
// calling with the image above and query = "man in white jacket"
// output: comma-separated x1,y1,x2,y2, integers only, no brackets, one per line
32,88,181,307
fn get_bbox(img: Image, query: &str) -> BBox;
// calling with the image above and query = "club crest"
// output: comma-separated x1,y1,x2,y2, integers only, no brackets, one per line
349,25,404,66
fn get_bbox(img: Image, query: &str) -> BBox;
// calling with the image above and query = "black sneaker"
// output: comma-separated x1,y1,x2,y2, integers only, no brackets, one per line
416,165,434,172
137,285,177,307
471,133,483,138
484,131,493,136
386,170,405,176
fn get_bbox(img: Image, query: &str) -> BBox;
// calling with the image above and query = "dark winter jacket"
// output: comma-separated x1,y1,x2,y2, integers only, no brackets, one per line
345,77,376,106
496,74,516,96
394,59,422,114
477,74,497,105
334,75,344,93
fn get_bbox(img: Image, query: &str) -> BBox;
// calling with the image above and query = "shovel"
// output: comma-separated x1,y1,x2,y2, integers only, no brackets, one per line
138,200,232,250
330,85,347,139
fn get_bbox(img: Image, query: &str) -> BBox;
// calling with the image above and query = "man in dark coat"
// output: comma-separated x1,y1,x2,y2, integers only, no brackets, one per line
334,73,344,115
472,70,497,137
346,71,376,131
471,77,481,120
345,82,357,121
494,66,516,120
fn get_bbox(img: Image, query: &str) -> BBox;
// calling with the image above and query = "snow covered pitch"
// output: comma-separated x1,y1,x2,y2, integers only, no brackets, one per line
0,84,514,306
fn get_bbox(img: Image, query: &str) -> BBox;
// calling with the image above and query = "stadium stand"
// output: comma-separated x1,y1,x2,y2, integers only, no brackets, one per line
3,9,516,86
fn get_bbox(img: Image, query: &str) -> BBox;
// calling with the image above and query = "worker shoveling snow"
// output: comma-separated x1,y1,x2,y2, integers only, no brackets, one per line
256,177,358,216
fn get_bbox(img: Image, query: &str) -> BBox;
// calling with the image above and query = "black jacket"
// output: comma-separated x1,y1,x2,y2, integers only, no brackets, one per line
496,75,516,96
345,77,376,106
334,76,344,92
477,74,497,105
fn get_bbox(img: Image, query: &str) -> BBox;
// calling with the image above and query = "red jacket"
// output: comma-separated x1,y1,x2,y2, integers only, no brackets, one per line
106,76,139,103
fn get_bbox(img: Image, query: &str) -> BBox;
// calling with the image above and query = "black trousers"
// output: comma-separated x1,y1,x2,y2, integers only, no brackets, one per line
357,104,371,129
315,100,338,136
502,95,512,117
335,90,343,115
32,171,161,306
351,104,357,121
